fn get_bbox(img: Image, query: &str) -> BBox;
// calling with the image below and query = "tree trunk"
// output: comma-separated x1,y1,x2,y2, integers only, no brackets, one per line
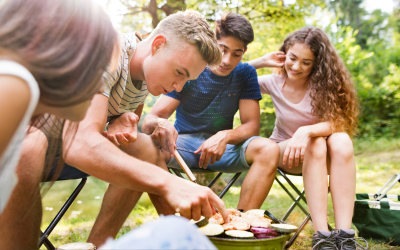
148,0,160,28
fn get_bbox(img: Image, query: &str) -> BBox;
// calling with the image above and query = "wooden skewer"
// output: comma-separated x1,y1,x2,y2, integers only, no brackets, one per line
174,150,196,183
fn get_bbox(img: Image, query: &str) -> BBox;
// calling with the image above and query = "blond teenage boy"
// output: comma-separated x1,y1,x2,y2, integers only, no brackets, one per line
1,10,228,248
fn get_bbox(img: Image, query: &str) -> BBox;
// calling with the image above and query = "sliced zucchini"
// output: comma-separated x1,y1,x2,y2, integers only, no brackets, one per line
225,230,254,238
190,216,209,227
270,224,298,233
198,224,224,236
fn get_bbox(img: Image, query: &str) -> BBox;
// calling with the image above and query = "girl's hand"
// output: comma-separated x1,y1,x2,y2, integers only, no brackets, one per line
283,127,311,168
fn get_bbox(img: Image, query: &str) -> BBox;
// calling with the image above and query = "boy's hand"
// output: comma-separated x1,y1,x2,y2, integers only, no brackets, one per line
162,176,229,223
151,118,178,158
194,131,228,169
262,51,286,68
102,112,139,148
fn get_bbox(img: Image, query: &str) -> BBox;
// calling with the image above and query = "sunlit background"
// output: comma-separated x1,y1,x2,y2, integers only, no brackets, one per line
93,0,394,32
41,2,400,248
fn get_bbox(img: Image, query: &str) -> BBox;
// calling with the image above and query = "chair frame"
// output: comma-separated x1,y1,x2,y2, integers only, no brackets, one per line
169,168,242,199
275,168,332,249
38,178,87,250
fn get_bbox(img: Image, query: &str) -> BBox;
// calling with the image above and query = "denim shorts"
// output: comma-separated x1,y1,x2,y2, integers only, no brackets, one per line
168,132,262,173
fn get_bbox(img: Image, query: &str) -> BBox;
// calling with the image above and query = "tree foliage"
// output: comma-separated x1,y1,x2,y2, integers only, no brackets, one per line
114,0,400,139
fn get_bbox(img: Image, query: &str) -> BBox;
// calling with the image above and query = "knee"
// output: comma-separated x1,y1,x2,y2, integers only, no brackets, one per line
124,133,167,164
327,133,354,160
307,137,327,159
250,138,280,165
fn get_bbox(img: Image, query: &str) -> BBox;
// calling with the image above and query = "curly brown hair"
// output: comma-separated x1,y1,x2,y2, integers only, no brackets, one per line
278,27,359,137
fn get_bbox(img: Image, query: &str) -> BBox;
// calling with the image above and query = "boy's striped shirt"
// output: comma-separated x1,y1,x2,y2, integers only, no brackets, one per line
103,32,148,117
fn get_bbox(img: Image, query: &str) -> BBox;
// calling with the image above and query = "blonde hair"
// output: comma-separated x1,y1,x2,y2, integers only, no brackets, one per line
148,10,222,67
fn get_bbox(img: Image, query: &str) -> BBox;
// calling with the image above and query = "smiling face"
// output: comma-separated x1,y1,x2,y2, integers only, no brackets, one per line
212,36,245,76
143,36,208,95
285,43,315,82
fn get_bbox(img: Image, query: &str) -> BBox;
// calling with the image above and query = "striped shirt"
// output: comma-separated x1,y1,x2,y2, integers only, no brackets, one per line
40,32,148,138
103,32,148,117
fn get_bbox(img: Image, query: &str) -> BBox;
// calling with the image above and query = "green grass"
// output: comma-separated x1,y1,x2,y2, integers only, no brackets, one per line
40,138,400,249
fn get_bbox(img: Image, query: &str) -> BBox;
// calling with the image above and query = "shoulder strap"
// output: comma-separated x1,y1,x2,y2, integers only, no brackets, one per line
135,32,143,42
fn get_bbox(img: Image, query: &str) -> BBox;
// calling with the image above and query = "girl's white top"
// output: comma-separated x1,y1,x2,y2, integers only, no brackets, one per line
0,60,40,214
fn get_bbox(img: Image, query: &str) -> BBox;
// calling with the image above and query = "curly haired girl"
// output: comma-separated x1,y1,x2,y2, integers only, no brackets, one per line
249,27,367,250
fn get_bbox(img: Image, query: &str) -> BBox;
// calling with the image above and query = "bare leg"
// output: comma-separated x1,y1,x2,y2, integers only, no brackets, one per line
278,137,329,231
0,129,47,249
327,133,355,230
87,133,172,246
302,137,329,231
237,138,279,210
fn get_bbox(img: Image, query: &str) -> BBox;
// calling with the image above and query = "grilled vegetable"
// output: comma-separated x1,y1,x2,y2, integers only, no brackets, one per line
270,224,298,233
198,224,224,236
225,230,254,238
190,216,208,227
250,227,278,235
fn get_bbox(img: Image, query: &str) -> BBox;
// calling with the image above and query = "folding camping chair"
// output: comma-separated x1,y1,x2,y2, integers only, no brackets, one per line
275,168,332,249
169,168,242,199
38,177,87,250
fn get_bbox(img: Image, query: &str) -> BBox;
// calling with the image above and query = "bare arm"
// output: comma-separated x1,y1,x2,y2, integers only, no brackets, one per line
283,121,333,168
195,99,260,168
301,121,333,138
247,51,286,70
63,94,170,193
142,95,181,157
224,99,260,144
63,94,229,221
142,95,180,134
0,75,30,158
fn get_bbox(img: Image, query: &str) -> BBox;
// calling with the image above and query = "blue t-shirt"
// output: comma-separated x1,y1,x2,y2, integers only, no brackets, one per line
166,62,261,134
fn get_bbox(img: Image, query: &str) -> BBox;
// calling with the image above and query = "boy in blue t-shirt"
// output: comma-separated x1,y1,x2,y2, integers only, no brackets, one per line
142,13,286,211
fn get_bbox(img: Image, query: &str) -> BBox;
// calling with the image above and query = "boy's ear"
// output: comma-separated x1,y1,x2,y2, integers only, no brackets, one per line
244,48,248,53
151,35,167,55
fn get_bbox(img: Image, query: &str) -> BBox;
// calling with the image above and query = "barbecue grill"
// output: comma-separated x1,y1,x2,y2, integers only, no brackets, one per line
208,233,289,250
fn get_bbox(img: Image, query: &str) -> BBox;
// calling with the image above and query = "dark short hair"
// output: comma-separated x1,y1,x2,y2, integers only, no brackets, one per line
215,13,254,49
